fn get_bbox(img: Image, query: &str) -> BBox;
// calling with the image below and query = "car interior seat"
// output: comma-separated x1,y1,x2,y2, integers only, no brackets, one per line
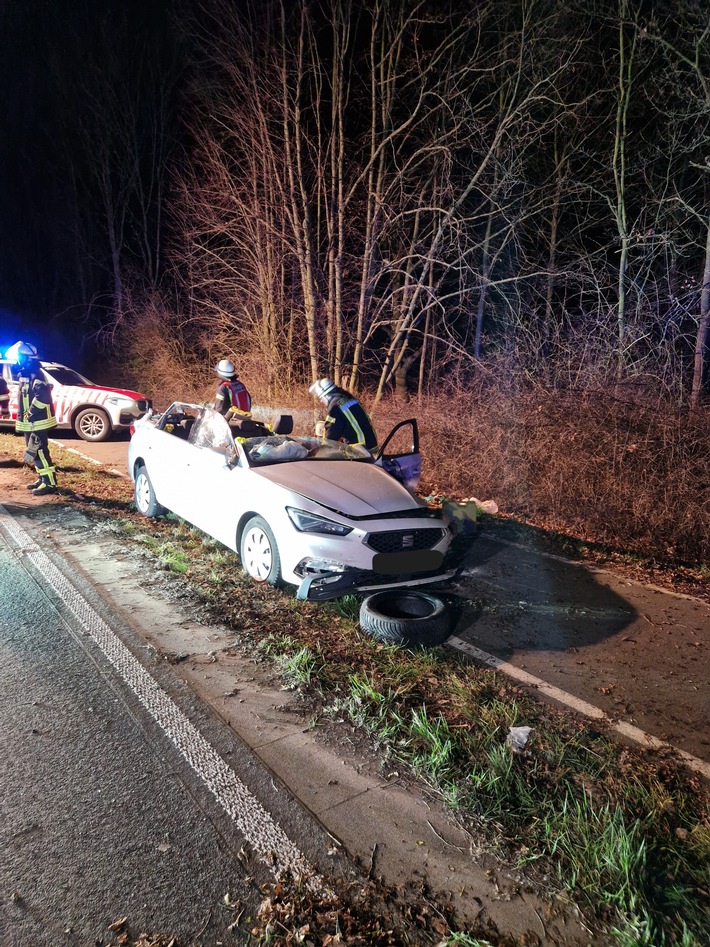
272,414,294,435
229,416,270,437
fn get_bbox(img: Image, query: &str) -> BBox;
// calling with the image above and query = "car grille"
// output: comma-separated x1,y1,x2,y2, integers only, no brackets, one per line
366,528,445,553
352,565,447,586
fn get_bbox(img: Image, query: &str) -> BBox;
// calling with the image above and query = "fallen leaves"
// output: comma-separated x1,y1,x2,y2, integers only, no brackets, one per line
105,918,176,947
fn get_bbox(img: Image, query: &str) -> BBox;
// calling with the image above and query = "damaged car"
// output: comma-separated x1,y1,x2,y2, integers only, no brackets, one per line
128,403,456,601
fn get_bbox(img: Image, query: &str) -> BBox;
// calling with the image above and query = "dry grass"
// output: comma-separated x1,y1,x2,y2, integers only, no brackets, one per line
99,306,710,569
372,383,710,567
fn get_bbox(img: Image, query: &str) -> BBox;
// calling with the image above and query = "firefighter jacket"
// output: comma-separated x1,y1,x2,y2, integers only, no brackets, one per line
15,375,57,433
215,378,251,416
324,393,377,451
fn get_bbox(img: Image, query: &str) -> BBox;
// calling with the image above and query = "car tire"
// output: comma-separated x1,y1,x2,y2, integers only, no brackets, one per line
240,515,282,586
74,406,111,441
134,464,165,518
359,590,451,646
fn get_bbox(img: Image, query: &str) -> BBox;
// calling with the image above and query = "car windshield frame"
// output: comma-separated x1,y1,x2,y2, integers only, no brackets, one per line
240,434,374,468
156,403,375,469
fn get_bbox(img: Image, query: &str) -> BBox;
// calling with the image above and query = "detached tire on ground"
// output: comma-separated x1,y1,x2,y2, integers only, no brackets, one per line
359,590,451,646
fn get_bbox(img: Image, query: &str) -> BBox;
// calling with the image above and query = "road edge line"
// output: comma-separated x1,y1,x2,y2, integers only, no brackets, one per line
447,635,710,781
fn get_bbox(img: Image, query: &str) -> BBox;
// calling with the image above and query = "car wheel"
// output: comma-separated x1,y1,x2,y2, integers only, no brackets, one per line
74,406,111,441
359,590,451,646
240,516,282,585
134,464,165,518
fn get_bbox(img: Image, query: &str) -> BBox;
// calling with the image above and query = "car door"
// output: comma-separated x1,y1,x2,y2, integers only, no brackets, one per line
180,409,247,546
374,419,422,492
143,429,195,517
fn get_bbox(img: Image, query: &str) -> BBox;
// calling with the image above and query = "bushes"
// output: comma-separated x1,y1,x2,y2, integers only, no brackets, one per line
374,383,710,565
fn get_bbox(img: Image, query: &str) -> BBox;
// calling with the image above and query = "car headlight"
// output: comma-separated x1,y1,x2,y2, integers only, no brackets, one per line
107,395,135,407
287,507,353,536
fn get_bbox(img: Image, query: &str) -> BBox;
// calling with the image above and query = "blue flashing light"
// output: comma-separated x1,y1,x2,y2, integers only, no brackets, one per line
3,341,34,364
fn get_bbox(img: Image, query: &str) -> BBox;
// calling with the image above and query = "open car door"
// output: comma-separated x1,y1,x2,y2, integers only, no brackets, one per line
374,419,422,492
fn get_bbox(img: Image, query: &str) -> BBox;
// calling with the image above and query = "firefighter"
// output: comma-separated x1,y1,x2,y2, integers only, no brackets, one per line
213,359,252,418
14,342,59,495
309,378,378,451
0,376,9,418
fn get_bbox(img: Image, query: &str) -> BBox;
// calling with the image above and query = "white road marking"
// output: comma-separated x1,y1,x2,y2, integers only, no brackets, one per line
0,503,323,888
49,440,103,465
50,438,128,480
447,635,710,781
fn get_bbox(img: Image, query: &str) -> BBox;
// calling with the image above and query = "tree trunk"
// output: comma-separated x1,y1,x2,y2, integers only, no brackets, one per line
691,214,710,407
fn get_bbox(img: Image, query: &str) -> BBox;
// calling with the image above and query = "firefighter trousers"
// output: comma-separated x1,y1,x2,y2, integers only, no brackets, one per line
24,432,57,488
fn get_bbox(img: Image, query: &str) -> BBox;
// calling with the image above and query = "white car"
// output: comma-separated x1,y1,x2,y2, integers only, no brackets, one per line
128,402,456,601
0,359,151,441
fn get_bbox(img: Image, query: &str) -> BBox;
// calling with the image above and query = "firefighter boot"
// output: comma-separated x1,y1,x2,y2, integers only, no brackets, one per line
26,478,42,490
32,476,58,496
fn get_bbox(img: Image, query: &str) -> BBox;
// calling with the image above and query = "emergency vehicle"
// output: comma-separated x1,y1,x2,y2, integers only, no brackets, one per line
0,358,151,441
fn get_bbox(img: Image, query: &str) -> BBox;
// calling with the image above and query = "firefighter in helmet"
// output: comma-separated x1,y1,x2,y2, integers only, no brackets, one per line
309,378,377,451
14,342,59,495
213,359,252,418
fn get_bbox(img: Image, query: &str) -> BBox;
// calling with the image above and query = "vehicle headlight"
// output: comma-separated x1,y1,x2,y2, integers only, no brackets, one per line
287,507,353,536
107,395,135,406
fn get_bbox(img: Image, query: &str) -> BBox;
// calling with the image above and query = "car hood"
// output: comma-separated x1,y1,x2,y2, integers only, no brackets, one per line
254,460,424,517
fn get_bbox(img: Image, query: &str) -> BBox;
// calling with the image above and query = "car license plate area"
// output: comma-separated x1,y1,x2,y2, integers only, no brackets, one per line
372,550,444,575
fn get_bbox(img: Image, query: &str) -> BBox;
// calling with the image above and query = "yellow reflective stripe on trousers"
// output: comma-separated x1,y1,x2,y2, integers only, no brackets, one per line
35,449,57,485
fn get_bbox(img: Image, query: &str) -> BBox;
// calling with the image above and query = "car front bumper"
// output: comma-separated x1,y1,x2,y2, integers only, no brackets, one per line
295,562,459,601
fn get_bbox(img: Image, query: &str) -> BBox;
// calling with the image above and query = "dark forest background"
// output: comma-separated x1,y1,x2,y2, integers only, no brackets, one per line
1,0,709,562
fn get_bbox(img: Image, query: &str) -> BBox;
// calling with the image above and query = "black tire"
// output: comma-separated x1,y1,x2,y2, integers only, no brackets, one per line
240,515,282,586
74,406,111,441
359,590,451,646
134,464,165,518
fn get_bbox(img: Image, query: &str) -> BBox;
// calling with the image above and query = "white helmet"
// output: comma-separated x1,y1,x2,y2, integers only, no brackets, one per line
309,378,337,402
6,340,38,364
214,358,237,380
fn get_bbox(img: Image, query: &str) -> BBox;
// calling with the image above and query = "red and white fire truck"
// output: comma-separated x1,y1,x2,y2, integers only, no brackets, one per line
0,358,151,441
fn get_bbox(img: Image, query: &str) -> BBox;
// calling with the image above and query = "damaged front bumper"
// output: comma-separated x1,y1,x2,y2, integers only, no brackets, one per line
294,553,459,602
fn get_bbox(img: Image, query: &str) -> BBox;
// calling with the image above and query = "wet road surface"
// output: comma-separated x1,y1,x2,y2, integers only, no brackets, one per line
453,533,709,765
0,505,335,946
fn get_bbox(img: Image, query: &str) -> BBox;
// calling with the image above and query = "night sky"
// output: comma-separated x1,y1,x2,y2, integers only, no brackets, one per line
0,0,178,365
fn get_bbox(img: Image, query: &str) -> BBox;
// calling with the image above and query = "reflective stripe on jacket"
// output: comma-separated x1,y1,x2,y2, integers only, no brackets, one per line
15,378,57,433
325,395,377,451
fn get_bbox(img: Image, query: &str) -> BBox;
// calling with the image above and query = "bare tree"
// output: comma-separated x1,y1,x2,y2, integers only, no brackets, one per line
644,4,710,406
172,0,710,406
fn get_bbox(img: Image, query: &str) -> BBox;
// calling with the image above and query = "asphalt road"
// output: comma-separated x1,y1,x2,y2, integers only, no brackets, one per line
451,535,709,767
50,429,133,476
0,499,342,946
